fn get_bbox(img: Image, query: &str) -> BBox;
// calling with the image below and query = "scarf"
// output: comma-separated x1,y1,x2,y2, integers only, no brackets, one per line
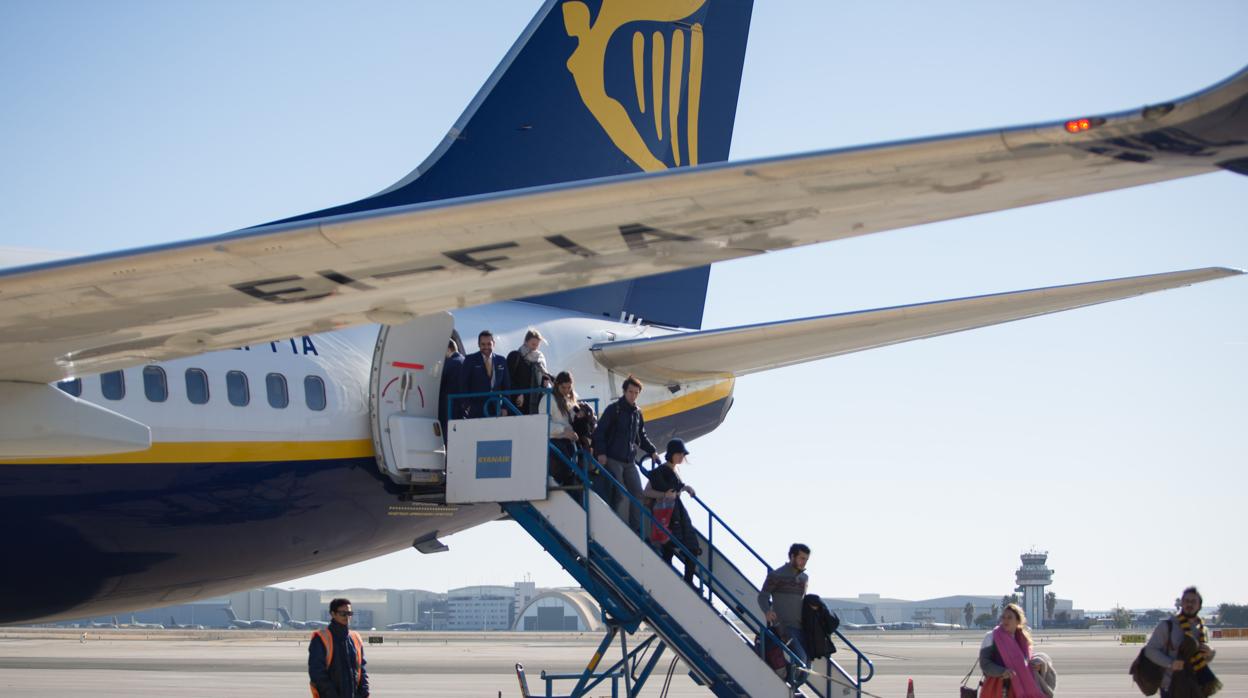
991,625,1045,698
518,343,547,369
1175,613,1221,696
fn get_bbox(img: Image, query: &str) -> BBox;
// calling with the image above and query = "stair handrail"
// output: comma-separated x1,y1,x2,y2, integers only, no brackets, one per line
545,440,810,676
445,387,533,419
454,387,816,686
636,462,877,697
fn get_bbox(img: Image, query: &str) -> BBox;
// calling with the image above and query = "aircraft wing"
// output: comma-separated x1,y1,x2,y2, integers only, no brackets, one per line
589,268,1242,384
2,67,1247,382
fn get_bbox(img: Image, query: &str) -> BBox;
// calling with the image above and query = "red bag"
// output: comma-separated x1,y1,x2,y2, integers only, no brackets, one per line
649,499,675,544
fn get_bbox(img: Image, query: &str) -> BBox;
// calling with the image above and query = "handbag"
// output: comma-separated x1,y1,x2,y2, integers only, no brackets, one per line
960,658,981,698
1129,619,1171,696
649,498,675,544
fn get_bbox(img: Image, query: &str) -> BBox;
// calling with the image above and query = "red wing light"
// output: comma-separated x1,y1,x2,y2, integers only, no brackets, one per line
1064,117,1105,133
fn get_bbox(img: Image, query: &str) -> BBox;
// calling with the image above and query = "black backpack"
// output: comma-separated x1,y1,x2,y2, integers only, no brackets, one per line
1129,620,1170,696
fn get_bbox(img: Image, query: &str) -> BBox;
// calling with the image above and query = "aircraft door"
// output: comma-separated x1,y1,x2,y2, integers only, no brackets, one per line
369,312,455,485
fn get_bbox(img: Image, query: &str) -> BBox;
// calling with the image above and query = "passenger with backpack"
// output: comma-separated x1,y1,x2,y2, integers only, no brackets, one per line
1137,586,1220,698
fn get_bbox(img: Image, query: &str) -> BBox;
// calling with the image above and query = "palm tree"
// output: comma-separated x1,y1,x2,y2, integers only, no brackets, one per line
964,602,974,628
1045,591,1057,620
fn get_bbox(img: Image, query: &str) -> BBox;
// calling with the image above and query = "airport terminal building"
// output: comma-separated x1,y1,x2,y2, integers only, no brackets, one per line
74,582,541,631
824,593,1079,628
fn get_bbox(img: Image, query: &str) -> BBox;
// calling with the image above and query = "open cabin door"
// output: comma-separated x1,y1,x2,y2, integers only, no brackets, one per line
369,312,455,485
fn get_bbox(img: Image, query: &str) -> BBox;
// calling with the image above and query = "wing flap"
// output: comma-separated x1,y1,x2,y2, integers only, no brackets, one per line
2,65,1246,381
590,268,1243,383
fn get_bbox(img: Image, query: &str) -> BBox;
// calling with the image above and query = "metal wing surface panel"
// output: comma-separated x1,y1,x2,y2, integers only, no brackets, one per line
590,268,1243,383
2,67,1246,382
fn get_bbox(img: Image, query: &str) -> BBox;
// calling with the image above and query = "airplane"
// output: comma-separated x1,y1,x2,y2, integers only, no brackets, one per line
222,607,282,631
119,615,165,630
1,0,1244,627
277,607,328,631
385,622,424,632
167,616,206,630
84,617,119,630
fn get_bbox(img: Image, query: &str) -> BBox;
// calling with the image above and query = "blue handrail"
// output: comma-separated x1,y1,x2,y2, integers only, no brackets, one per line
453,388,829,689
545,439,810,676
446,387,539,420
638,462,876,697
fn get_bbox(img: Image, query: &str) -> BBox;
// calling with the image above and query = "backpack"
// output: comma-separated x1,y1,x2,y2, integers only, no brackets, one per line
571,402,597,450
1129,620,1171,696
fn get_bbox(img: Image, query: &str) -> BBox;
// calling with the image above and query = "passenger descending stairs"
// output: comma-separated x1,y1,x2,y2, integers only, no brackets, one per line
448,396,871,697
507,487,795,697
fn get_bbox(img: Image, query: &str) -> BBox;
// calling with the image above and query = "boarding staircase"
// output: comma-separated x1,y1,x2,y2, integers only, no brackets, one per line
446,390,874,698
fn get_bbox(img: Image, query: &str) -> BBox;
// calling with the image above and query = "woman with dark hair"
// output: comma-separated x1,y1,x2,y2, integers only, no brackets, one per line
539,371,579,485
642,439,701,586
979,603,1047,698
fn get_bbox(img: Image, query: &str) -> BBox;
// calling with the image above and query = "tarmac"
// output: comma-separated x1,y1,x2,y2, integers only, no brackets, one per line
0,627,1244,697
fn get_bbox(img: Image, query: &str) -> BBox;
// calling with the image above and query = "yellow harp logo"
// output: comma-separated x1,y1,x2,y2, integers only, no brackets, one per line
563,0,707,171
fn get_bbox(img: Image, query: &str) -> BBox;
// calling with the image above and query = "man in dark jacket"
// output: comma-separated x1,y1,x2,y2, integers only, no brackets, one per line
800,593,839,662
592,375,658,534
308,598,369,698
438,340,466,435
459,330,510,418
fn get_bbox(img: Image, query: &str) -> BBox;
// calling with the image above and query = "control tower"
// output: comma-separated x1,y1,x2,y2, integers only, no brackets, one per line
1014,550,1054,628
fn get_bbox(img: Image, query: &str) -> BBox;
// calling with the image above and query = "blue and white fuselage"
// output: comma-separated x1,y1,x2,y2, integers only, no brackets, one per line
1,303,733,623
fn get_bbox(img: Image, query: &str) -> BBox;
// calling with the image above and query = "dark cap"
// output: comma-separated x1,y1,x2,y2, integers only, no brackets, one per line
665,438,690,458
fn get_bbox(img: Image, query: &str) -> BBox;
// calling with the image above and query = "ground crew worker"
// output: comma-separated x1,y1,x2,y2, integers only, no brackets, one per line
308,597,369,698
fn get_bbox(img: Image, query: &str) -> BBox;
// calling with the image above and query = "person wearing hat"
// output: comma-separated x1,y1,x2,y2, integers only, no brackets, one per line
643,438,702,587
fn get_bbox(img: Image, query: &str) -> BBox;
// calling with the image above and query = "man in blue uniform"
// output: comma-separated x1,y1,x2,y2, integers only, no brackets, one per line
460,329,510,417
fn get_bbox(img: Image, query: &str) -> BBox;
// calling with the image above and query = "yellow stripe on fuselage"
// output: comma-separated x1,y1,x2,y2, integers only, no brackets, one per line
3,380,733,465
2,439,376,465
641,377,733,422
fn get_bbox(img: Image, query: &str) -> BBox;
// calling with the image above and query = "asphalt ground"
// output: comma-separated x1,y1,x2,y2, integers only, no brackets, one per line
0,628,1243,697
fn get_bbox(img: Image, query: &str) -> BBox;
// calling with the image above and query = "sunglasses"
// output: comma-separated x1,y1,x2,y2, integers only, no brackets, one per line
334,611,354,617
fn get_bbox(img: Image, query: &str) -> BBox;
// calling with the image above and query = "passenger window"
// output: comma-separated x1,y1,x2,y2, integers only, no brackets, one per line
56,378,82,397
101,371,125,400
226,370,249,407
185,369,209,405
143,366,168,402
304,375,327,411
266,373,289,409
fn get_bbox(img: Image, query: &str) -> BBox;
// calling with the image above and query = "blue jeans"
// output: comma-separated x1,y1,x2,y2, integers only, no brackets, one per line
783,625,808,665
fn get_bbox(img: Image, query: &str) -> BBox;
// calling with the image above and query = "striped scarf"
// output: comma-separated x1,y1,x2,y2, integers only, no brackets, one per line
1174,613,1221,697
1177,613,1209,671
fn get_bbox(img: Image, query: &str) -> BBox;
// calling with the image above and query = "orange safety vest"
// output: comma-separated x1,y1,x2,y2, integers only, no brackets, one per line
309,628,364,697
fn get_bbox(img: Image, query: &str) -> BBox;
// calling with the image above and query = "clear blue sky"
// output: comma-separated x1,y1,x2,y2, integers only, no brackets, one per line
2,1,1245,612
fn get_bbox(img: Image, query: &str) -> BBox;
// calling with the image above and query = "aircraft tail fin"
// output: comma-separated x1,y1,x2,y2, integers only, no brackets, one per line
284,0,755,219
276,607,292,623
222,607,238,622
169,616,178,627
273,1,756,329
